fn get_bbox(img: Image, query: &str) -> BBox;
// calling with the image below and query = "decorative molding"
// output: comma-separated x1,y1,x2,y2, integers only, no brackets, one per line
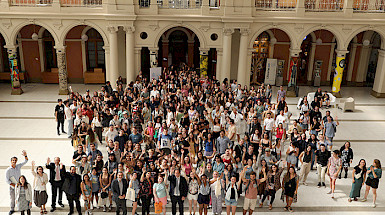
149,24,159,31
79,19,85,25
240,28,250,36
342,25,352,34
294,24,304,34
2,19,11,29
124,26,135,33
200,22,210,32
53,20,63,30
223,28,234,36
107,26,118,33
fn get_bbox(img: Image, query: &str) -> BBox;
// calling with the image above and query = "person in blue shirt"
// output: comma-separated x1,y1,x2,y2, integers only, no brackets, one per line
213,155,225,175
362,159,382,208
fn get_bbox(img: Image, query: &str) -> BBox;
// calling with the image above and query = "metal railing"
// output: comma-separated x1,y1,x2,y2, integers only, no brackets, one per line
353,0,385,12
305,0,344,11
10,0,52,6
157,0,202,8
60,0,102,7
255,0,297,11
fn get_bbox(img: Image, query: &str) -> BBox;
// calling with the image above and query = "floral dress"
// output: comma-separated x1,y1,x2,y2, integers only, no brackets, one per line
328,157,342,179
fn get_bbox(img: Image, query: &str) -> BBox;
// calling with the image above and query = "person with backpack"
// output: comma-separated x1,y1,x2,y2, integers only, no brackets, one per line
323,116,339,150
240,169,266,215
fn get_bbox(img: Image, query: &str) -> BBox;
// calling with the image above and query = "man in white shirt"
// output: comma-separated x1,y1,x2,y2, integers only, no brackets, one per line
150,86,160,98
64,101,73,138
105,125,118,143
275,110,287,129
263,112,275,139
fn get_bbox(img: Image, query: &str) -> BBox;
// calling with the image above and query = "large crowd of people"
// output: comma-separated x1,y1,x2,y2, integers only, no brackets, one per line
6,67,382,215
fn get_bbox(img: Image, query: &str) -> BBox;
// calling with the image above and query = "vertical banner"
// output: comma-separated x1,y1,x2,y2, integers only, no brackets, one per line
200,54,208,78
332,56,345,93
8,51,21,89
288,57,298,87
150,67,162,81
264,58,277,85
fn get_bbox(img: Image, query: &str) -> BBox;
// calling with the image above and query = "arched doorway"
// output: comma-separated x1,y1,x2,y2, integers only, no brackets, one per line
64,25,106,83
251,29,291,85
0,34,10,73
298,34,312,85
42,29,57,71
366,32,381,86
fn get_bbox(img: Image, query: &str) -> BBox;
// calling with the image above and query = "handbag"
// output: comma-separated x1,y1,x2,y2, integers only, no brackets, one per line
154,202,163,214
126,182,136,202
101,191,108,199
214,179,221,196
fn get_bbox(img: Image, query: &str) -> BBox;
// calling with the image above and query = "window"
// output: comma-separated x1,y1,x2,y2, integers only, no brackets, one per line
86,28,105,71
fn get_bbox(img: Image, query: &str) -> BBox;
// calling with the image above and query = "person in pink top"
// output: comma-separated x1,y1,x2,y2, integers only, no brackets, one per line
327,150,342,198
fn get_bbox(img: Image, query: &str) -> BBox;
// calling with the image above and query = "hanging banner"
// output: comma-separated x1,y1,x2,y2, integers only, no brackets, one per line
288,57,298,87
150,67,162,81
264,58,277,85
332,56,345,93
200,54,208,78
8,51,21,89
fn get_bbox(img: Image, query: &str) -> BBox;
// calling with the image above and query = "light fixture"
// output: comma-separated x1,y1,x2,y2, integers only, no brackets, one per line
270,37,277,44
81,34,89,42
363,39,370,46
32,32,38,41
316,38,322,45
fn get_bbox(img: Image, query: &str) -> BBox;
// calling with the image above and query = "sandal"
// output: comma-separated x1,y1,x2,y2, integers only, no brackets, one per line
284,206,288,211
268,205,272,210
348,198,352,202
289,207,294,212
44,210,48,214
259,203,263,208
40,209,44,215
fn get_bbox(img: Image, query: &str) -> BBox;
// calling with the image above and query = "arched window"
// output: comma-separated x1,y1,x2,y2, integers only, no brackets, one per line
42,30,57,70
86,28,105,71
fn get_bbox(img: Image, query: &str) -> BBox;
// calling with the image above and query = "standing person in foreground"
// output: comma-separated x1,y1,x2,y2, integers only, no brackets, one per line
112,171,128,215
282,166,299,212
31,161,49,214
62,166,82,215
6,150,28,215
362,159,382,208
168,168,188,215
326,150,342,198
46,157,66,212
55,99,66,136
348,159,366,202
15,175,32,215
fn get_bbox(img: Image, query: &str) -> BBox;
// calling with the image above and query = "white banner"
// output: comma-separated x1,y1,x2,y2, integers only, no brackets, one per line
150,67,162,81
265,58,277,85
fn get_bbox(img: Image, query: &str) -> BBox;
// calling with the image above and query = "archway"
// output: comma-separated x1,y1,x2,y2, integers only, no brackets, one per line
0,33,10,74
64,25,106,83
250,28,291,85
299,30,337,86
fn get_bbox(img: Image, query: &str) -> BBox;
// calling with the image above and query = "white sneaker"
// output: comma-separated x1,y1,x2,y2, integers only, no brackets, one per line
331,193,334,198
373,203,376,208
327,190,332,194
302,182,308,186
361,198,367,202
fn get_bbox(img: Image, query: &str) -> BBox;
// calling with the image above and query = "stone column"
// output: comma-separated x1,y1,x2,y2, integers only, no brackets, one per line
134,47,142,75
356,45,371,84
237,28,250,88
307,42,317,84
55,46,68,95
149,48,158,68
6,46,23,95
125,26,136,84
216,48,223,82
221,28,233,83
287,49,301,97
188,39,195,67
347,43,358,83
245,48,254,88
108,26,119,87
371,49,385,97
199,48,209,78
162,39,169,68
332,49,349,98
103,46,110,83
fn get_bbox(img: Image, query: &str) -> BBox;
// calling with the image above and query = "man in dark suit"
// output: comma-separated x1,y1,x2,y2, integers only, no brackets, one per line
168,168,188,215
62,166,82,215
46,157,66,212
111,171,128,215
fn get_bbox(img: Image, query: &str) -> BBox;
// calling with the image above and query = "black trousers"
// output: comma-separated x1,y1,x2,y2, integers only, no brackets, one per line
171,195,184,215
141,196,151,215
115,199,127,215
51,181,63,208
57,118,65,133
67,193,81,214
261,189,276,205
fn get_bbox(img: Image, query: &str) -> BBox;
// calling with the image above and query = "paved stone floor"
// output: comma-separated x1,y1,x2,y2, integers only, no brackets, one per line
0,83,385,215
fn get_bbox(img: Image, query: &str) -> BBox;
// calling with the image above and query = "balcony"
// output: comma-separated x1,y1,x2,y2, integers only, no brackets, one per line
139,0,219,8
10,0,53,6
353,0,385,12
255,0,297,11
305,0,344,12
10,0,102,7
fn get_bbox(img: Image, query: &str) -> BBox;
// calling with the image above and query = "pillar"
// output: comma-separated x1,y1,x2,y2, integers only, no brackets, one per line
55,46,68,95
125,26,136,84
6,46,22,95
347,43,358,83
134,47,141,75
216,48,223,81
307,42,317,84
108,26,119,88
245,48,253,88
221,28,233,83
237,28,250,88
162,39,169,68
371,49,385,97
332,49,349,98
188,40,195,67
103,46,110,84
199,48,209,78
149,48,158,68
356,45,372,83
327,42,337,81
287,49,301,97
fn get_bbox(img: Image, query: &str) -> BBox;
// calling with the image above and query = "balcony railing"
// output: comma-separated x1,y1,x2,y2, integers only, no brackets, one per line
158,0,202,8
305,0,344,11
353,0,385,12
10,0,53,6
255,0,297,11
60,0,102,7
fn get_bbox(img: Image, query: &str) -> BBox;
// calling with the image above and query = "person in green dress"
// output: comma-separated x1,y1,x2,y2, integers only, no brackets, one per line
348,159,366,202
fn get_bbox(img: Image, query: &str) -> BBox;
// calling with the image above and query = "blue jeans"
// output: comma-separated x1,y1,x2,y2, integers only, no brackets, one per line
225,199,237,206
